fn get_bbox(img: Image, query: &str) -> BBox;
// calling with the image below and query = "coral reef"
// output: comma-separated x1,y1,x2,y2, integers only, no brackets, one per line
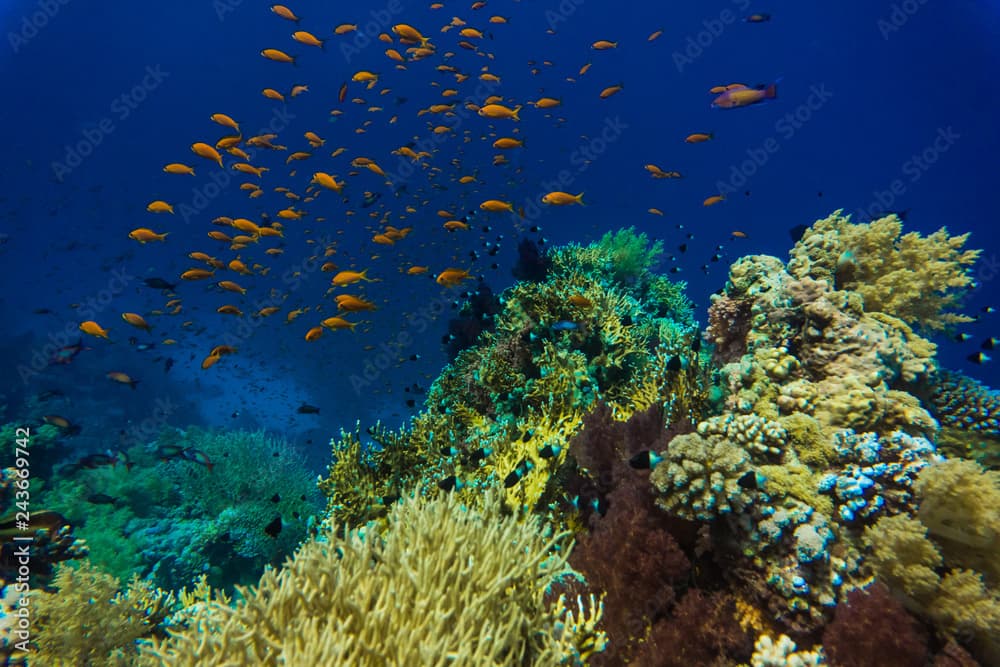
565,404,692,664
631,590,753,667
821,583,927,667
39,428,322,592
319,228,704,523
0,467,86,583
31,561,176,666
750,634,824,667
650,429,755,520
926,370,1000,468
786,211,979,331
145,490,606,666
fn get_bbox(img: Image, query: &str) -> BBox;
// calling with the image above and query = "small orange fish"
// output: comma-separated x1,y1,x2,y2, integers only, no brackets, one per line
270,5,299,22
129,228,168,243
182,269,215,280
121,312,152,332
80,321,110,340
435,268,473,287
335,295,377,312
703,195,725,207
304,326,324,342
332,269,374,286
146,200,174,214
191,142,223,167
210,113,240,132
321,316,358,331
479,199,514,213
261,48,296,64
685,133,713,143
591,40,618,50
477,104,521,121
599,83,624,99
163,163,195,175
107,371,139,389
541,191,584,206
292,30,324,48
218,280,247,295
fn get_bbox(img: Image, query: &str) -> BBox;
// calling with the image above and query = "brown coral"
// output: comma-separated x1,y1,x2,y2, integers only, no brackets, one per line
822,583,928,667
706,294,753,364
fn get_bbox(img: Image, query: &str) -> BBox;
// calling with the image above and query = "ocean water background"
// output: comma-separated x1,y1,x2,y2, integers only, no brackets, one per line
0,0,997,470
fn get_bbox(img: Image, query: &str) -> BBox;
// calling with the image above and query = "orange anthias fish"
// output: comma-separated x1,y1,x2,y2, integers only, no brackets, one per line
107,371,140,390
435,268,474,287
711,83,777,109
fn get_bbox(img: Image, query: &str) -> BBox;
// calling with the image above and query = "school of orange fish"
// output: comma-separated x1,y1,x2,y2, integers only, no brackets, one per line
81,3,775,375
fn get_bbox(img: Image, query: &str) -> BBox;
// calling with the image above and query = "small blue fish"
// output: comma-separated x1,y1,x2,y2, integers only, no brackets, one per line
551,320,578,331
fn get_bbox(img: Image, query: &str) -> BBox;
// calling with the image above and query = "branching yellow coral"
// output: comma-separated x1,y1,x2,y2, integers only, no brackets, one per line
32,562,176,666
144,491,606,666
788,210,980,331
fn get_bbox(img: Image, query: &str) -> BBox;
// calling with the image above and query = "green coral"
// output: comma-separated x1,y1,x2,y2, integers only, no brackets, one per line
549,227,663,285
144,491,606,666
319,230,702,521
39,428,323,592
788,210,980,331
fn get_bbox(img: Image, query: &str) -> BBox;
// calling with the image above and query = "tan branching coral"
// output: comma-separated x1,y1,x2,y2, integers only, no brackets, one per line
145,490,606,666
788,211,980,331
32,562,176,666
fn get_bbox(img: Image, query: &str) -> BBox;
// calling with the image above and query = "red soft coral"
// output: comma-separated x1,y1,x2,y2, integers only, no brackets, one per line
823,583,928,667
631,589,752,667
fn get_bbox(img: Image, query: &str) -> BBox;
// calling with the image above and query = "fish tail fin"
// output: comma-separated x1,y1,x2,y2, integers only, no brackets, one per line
129,380,139,390
575,192,586,206
764,82,777,99
512,105,522,121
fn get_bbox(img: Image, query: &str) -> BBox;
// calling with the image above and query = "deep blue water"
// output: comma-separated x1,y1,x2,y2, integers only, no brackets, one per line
1,0,998,464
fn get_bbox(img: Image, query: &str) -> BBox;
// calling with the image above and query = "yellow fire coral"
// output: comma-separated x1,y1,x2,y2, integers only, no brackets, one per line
788,210,980,331
145,490,606,665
